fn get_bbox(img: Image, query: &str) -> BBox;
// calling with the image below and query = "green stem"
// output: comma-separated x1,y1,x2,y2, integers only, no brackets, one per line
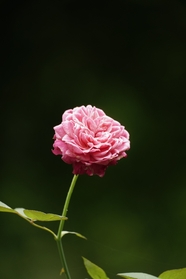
55,174,79,279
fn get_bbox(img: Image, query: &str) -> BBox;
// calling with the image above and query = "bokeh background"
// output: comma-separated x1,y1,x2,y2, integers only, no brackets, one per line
1,0,186,278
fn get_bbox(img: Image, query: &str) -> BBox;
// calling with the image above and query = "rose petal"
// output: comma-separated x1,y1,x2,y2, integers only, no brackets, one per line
52,105,130,176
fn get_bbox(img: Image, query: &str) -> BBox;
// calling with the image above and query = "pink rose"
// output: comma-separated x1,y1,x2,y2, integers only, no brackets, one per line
52,105,130,177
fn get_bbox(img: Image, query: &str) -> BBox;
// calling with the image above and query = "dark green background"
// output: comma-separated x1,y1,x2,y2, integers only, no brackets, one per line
1,1,186,278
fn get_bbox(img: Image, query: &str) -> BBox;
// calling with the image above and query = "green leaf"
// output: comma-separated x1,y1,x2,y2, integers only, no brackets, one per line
83,257,110,279
118,273,159,279
159,268,186,279
0,201,66,222
61,230,87,239
0,201,58,237
0,201,15,213
23,209,66,221
14,208,30,218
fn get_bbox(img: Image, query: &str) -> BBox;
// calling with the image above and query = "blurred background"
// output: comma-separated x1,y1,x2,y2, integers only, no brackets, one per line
1,0,186,278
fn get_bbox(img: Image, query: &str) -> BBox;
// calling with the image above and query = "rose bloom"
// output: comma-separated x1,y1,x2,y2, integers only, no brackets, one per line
52,105,130,177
